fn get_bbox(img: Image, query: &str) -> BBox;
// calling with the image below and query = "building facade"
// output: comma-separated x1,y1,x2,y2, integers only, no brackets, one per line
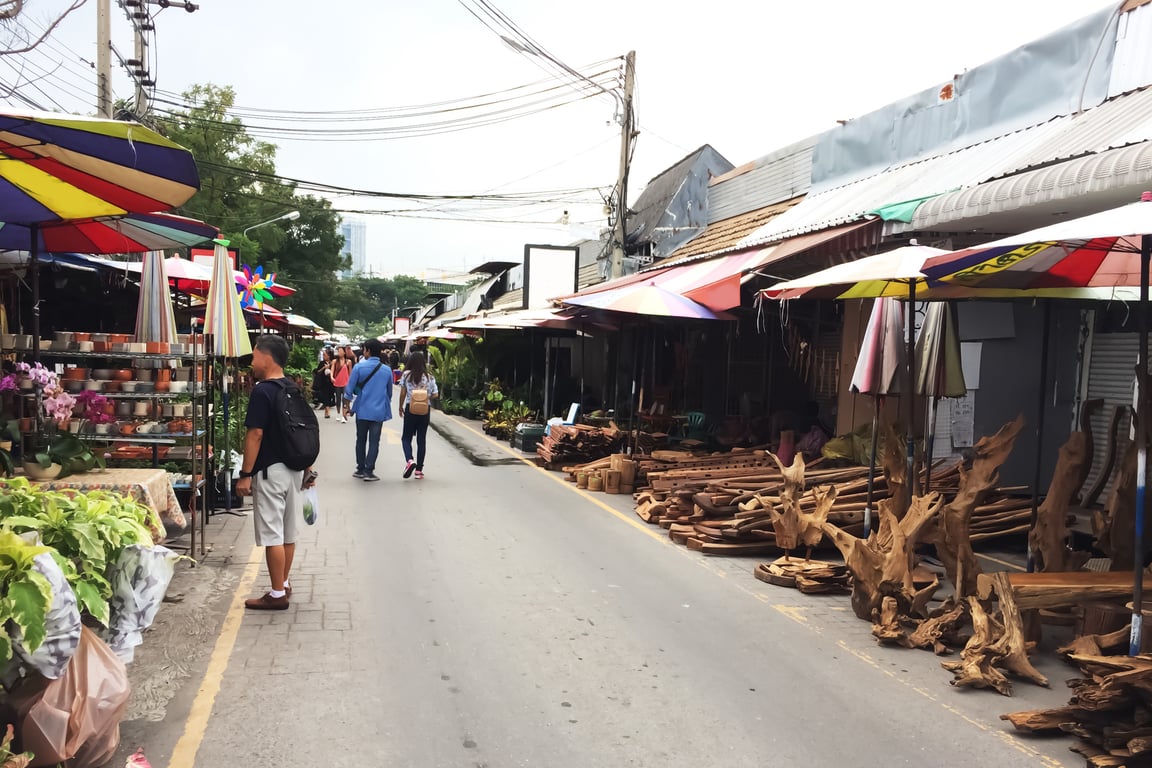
339,217,368,278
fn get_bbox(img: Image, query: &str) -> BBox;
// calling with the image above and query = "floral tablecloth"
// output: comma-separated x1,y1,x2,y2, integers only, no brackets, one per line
34,468,185,530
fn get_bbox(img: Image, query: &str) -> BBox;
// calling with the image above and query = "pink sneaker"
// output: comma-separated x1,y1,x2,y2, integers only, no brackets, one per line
403,460,415,479
414,470,425,480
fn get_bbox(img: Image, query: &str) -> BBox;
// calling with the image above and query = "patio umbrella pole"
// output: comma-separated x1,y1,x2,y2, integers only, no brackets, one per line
1028,300,1052,573
627,325,639,454
30,225,39,364
924,395,939,496
1133,235,1151,656
906,282,916,507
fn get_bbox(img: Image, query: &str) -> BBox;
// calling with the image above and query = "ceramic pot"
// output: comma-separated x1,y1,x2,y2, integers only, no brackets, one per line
18,379,33,391
55,332,74,344
156,368,172,383
63,367,88,381
132,402,150,417
92,369,115,380
0,333,14,348
63,380,85,394
118,422,136,435
78,342,94,352
135,381,155,393
120,381,139,392
115,402,132,418
95,423,112,435
18,417,33,433
39,340,53,351
91,333,109,343
73,332,90,343
113,369,133,382
154,381,170,393
14,335,31,349
160,404,174,417
134,369,154,382
168,381,188,393
128,342,147,354
68,421,81,434
110,333,131,344
23,461,62,481
102,381,121,393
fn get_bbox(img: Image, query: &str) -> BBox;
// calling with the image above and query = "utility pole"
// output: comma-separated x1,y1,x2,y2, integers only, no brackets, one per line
96,0,112,117
610,50,636,280
132,18,148,117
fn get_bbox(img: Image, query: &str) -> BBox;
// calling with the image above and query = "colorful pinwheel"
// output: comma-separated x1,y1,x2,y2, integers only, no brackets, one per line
237,264,278,309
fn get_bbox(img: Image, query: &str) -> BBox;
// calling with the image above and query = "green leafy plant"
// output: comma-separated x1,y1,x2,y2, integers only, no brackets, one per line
31,433,105,479
0,478,159,626
0,528,53,663
0,723,33,767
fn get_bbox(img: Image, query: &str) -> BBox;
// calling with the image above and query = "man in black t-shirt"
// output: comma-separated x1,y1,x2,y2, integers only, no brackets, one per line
236,335,317,610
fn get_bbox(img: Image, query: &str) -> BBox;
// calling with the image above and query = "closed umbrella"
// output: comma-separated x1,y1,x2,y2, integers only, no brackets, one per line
915,302,966,493
203,241,251,515
134,251,177,343
850,297,905,535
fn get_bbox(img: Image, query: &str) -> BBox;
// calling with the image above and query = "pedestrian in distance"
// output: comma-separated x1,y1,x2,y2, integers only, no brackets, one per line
330,346,351,423
397,350,438,480
345,338,393,481
236,335,320,611
313,347,337,419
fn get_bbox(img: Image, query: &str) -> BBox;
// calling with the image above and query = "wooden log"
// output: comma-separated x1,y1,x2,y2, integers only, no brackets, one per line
931,415,1025,597
1030,431,1091,573
979,571,1152,611
1000,707,1093,733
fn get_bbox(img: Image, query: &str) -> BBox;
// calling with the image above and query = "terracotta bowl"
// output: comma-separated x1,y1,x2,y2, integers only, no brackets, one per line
73,332,91,343
154,381,170,393
102,381,121,393
113,369,133,382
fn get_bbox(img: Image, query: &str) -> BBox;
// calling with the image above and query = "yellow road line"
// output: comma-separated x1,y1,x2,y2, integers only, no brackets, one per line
446,415,1064,767
168,546,262,768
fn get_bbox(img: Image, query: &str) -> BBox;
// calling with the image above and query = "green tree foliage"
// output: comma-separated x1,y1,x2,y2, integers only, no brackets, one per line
334,275,431,327
156,84,349,327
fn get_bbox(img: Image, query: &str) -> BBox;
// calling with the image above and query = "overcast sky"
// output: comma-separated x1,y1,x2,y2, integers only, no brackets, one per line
5,0,1116,278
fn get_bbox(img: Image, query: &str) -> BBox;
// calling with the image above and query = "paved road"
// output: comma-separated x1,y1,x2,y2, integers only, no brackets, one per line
170,415,1069,768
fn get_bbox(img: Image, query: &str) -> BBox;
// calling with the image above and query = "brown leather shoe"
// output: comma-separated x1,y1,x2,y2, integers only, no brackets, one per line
245,592,289,610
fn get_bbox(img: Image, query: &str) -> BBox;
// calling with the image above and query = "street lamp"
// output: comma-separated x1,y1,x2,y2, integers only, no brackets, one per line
242,210,300,237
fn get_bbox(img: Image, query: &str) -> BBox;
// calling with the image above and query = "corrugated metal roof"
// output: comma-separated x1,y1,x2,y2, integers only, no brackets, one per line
707,136,818,223
738,86,1152,248
904,139,1152,230
659,197,801,265
492,287,523,311
578,261,603,290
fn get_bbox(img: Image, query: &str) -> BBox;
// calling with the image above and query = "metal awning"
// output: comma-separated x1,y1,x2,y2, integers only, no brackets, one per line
899,140,1152,233
469,260,519,275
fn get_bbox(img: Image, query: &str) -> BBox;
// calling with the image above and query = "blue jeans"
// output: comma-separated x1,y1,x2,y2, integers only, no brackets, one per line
355,419,382,473
402,411,430,469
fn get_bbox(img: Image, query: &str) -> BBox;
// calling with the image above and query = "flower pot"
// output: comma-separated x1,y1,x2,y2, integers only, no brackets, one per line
73,332,90,343
110,333,131,344
113,369,133,382
134,369,154,382
118,422,136,435
13,334,31,349
23,461,62,481
63,380,85,394
0,333,14,348
94,423,112,435
18,417,33,433
55,331,75,344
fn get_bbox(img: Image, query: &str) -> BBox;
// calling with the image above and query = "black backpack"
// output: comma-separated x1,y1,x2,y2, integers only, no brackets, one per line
270,378,320,471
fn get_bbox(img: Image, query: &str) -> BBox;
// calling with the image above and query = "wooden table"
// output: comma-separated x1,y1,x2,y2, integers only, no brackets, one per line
33,467,185,533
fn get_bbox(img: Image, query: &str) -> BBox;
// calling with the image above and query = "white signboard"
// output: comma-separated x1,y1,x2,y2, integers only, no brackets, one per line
523,245,578,310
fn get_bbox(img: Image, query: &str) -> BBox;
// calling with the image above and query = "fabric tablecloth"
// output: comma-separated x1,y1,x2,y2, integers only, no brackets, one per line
34,468,185,532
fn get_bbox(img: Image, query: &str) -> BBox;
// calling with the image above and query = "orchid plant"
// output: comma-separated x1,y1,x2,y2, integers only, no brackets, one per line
73,391,114,426
0,363,76,425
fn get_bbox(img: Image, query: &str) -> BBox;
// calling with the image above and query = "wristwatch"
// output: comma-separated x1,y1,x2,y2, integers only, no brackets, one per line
239,469,255,479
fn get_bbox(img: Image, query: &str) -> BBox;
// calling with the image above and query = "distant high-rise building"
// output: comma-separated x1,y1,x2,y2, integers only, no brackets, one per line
338,217,368,278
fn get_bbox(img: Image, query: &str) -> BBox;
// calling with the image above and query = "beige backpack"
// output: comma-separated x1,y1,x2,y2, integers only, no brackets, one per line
407,374,430,416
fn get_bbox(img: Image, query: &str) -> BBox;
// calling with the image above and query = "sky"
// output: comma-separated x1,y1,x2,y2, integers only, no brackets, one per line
0,0,1118,279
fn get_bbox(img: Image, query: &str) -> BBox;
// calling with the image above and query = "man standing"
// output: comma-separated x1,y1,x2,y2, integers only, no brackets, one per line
345,338,393,481
236,335,318,610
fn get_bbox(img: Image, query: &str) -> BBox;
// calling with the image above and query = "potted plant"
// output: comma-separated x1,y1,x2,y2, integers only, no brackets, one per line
26,432,104,480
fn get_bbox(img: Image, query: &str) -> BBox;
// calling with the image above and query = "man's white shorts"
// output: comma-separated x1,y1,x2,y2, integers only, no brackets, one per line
252,462,302,546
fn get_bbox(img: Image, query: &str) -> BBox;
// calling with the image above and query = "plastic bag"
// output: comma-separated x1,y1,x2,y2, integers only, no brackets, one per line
9,627,130,768
302,486,319,526
102,545,180,664
11,552,81,680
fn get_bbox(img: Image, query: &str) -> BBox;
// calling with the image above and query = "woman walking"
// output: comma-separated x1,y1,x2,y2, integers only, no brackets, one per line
398,351,438,479
330,347,351,423
313,348,337,418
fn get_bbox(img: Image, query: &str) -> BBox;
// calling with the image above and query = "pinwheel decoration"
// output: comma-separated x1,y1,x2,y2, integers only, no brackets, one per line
237,264,277,309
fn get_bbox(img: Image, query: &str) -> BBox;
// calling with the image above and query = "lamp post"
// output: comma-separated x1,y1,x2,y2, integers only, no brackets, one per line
242,210,300,237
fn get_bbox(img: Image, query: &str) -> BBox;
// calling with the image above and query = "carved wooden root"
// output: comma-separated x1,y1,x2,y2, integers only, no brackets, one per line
1096,441,1139,571
930,415,1024,598
767,452,806,551
1028,430,1090,573
943,573,1050,696
881,423,909,521
823,493,943,623
905,599,969,654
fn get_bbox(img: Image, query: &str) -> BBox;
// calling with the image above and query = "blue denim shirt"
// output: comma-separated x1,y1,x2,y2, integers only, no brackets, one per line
345,358,393,422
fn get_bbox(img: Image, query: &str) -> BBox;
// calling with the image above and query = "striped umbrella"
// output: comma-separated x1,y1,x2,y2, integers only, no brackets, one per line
134,251,177,343
563,281,729,320
0,212,216,253
0,109,199,221
203,242,251,358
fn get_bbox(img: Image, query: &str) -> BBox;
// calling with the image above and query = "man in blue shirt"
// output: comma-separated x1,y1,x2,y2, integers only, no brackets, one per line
344,338,393,481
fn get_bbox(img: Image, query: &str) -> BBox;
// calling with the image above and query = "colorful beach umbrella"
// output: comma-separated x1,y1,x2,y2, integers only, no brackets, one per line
0,109,199,222
563,281,729,320
134,251,177,343
203,242,251,359
0,212,216,253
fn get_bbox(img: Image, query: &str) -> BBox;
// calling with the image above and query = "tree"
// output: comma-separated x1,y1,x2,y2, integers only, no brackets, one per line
156,84,348,328
259,197,349,329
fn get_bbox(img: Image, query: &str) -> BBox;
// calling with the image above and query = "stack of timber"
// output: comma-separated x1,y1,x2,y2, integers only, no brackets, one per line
536,423,625,468
1003,655,1152,767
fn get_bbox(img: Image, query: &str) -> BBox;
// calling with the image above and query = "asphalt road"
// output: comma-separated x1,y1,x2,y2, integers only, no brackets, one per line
178,415,1069,768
